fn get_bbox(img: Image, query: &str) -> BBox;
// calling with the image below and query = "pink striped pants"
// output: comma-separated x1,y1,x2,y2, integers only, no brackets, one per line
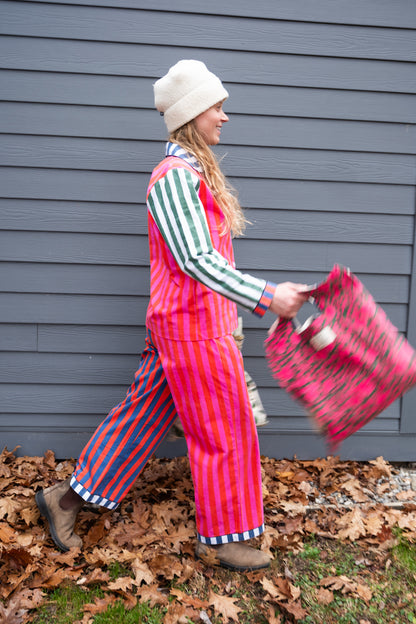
71,329,264,544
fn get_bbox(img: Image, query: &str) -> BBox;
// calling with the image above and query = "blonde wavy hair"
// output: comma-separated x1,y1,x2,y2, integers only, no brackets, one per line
169,121,248,237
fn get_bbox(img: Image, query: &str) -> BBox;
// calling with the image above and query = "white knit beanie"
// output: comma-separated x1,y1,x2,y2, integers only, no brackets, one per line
153,59,229,133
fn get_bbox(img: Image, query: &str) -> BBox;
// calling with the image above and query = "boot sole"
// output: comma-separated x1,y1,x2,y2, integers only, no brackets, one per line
35,489,69,552
195,552,271,572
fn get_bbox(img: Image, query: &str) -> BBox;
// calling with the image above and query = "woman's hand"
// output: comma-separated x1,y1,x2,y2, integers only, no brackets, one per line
269,282,309,318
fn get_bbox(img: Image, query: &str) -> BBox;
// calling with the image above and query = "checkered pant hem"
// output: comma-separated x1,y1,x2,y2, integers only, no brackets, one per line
70,476,119,510
197,523,264,545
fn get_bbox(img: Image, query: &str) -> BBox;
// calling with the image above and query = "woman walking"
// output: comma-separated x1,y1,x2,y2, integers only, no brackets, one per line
36,59,307,571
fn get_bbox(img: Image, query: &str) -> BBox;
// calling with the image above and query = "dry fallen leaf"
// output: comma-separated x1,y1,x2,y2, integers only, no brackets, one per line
340,478,369,503
51,548,81,567
316,587,334,604
81,568,111,586
398,511,416,531
363,510,384,536
121,592,137,610
261,576,280,599
131,559,155,586
2,547,33,569
368,456,391,479
19,502,39,526
0,522,17,544
107,576,134,592
278,501,307,517
83,595,116,615
0,498,22,524
273,576,301,602
83,516,108,547
163,525,195,553
195,546,220,568
163,602,199,624
0,595,28,624
265,605,282,623
137,584,168,608
396,490,416,501
320,575,357,594
169,587,208,610
208,589,242,622
148,553,186,579
279,599,308,621
10,588,44,610
43,450,57,469
336,508,367,541
355,582,373,602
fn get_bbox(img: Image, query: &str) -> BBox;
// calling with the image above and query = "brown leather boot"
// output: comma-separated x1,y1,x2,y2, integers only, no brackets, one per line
35,478,82,551
195,541,271,571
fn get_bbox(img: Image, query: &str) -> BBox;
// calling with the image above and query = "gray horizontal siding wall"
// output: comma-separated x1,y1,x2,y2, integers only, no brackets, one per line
1,0,416,460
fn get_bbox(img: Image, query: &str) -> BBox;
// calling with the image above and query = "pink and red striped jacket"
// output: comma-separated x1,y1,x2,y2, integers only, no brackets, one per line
146,146,275,341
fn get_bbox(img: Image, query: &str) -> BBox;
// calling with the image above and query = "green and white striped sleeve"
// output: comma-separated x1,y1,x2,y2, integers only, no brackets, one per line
147,165,276,315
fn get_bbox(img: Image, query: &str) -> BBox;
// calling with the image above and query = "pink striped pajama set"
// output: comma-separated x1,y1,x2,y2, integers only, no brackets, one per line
71,142,277,545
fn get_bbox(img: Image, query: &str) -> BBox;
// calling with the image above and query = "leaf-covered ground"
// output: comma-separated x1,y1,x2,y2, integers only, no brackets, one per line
1,447,416,623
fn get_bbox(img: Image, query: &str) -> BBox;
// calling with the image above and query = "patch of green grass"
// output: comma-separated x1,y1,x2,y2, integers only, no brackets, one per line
93,601,164,624
298,543,321,561
107,561,133,581
392,529,416,582
333,546,364,577
31,585,105,624
30,585,166,624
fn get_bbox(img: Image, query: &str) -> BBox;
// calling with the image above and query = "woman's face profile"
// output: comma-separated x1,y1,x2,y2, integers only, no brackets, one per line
194,101,229,145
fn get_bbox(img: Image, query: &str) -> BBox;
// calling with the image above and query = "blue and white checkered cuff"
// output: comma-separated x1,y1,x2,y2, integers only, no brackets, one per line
70,476,119,510
197,523,264,545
